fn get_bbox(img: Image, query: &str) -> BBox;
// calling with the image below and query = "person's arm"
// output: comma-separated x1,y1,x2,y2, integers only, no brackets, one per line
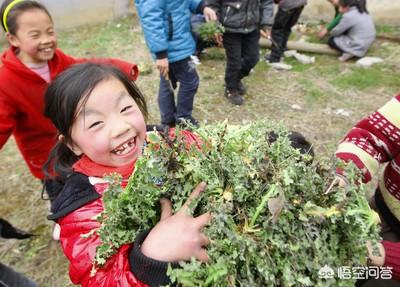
0,89,16,151
329,12,353,36
54,49,138,81
326,13,343,31
381,241,400,280
135,0,168,60
260,0,274,31
335,95,400,183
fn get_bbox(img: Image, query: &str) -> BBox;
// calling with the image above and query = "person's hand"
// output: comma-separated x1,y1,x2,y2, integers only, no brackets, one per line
156,58,169,79
260,28,271,39
317,27,328,39
366,241,385,266
141,182,211,262
203,7,217,22
214,34,223,47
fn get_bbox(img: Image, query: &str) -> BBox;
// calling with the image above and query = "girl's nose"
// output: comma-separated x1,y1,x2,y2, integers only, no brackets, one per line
111,120,130,138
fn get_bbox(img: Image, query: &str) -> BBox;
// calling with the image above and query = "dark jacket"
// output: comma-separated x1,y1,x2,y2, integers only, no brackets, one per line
206,0,274,33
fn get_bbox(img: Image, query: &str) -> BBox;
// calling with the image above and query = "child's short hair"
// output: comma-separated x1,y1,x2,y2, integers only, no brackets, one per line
267,130,315,162
43,62,148,179
0,0,52,34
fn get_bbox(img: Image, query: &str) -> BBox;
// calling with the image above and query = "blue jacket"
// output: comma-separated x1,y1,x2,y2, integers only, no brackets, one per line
135,0,205,63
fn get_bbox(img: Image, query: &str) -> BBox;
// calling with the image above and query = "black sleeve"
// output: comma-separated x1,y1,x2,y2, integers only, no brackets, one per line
129,230,179,287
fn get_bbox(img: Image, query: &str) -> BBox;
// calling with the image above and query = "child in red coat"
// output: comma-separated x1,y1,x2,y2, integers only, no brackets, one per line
0,0,138,197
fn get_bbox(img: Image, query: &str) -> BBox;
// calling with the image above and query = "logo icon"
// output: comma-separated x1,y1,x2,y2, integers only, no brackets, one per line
318,265,335,279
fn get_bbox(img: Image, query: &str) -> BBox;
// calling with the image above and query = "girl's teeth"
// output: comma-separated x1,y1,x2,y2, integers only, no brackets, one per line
114,139,135,155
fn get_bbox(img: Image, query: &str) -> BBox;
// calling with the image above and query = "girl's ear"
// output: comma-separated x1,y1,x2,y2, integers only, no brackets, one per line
58,134,83,156
6,32,19,47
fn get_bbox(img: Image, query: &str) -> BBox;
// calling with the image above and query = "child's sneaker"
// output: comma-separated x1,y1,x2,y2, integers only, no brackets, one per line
238,81,247,96
225,89,244,106
190,55,201,65
338,53,353,62
268,61,292,70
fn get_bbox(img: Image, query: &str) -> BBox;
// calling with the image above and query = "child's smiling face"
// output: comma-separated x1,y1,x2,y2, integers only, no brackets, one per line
7,8,57,64
68,77,147,167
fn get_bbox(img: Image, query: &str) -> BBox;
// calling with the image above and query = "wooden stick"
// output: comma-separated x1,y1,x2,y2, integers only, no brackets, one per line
260,38,341,56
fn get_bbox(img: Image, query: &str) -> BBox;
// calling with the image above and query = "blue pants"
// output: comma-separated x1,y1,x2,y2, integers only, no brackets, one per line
158,57,199,125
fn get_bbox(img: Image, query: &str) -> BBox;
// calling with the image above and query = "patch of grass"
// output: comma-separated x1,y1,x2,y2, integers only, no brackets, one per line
376,24,400,36
285,57,314,72
297,78,327,103
331,64,400,91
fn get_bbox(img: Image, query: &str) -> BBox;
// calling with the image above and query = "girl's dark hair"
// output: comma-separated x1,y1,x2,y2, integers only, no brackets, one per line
339,0,368,14
0,0,52,34
43,62,148,180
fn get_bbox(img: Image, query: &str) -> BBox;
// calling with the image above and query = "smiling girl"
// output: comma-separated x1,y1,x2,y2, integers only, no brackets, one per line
0,0,138,198
44,62,210,287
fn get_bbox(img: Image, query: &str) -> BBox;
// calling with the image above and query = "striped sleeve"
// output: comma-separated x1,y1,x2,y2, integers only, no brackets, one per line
336,95,400,182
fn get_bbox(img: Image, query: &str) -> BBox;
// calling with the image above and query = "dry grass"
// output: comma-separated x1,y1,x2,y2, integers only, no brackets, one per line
0,15,400,286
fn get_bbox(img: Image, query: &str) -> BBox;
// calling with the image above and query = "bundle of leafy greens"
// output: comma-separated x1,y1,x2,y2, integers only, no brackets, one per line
196,21,225,43
95,121,381,286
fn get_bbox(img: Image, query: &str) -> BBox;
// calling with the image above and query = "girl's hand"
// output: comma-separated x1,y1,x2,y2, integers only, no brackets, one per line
156,58,169,79
366,241,385,266
141,182,211,262
317,27,329,39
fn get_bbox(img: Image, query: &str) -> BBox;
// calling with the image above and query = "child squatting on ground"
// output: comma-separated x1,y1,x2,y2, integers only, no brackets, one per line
43,63,211,287
335,95,400,284
134,0,217,128
205,0,274,106
326,0,375,62
0,0,139,199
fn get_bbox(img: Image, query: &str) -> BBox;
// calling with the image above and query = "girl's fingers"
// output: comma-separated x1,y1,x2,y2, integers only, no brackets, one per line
180,182,207,213
196,248,209,262
194,211,212,228
200,234,210,246
160,198,173,220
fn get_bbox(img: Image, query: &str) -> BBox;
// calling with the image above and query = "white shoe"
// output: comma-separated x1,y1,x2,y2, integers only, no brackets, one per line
338,53,353,62
190,55,201,65
268,61,292,70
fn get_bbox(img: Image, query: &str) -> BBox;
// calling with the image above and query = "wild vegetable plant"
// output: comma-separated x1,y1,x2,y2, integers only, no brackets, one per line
96,121,380,286
196,21,225,43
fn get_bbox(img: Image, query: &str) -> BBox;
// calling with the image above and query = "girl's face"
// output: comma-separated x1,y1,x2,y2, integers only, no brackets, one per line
68,77,147,168
7,8,57,65
338,4,349,13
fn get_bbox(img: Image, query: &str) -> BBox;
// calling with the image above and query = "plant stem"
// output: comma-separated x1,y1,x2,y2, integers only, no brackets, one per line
250,184,277,227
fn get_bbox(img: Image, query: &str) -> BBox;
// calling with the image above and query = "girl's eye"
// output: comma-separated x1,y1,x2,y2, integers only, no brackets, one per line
88,121,102,129
121,105,133,113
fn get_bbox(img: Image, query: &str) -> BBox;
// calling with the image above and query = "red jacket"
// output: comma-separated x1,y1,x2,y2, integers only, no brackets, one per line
0,47,138,179
55,157,146,287
49,130,200,286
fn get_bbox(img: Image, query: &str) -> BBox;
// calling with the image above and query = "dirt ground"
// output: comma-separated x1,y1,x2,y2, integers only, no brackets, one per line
0,15,400,286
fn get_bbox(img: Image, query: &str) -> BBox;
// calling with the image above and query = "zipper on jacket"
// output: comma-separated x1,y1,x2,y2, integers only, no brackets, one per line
223,6,231,24
168,13,173,41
